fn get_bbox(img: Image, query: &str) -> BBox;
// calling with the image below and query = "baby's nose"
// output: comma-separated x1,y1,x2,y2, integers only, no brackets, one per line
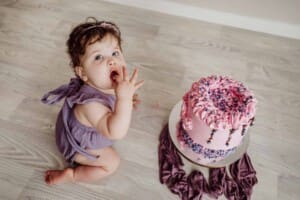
108,58,116,66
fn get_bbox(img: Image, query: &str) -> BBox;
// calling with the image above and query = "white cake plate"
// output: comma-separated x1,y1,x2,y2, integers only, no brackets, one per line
168,101,250,168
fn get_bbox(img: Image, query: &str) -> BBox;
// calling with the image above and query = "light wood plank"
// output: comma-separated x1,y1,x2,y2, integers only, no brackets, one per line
0,0,299,199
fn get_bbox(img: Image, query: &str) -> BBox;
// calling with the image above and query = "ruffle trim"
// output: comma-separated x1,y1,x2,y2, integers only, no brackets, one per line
158,124,258,200
66,88,115,111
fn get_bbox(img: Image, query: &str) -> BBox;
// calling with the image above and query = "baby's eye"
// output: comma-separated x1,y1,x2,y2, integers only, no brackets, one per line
95,54,103,61
112,51,120,57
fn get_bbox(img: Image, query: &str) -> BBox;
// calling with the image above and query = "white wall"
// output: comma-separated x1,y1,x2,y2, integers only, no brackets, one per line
172,0,300,25
104,0,300,39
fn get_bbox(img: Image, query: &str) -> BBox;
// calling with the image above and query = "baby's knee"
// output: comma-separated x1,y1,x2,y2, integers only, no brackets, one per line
106,152,120,174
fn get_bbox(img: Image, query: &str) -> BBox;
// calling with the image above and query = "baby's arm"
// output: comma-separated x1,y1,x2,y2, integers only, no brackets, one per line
104,67,144,139
81,67,144,140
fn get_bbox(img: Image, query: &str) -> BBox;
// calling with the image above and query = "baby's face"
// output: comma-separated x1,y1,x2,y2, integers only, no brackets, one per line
78,34,125,92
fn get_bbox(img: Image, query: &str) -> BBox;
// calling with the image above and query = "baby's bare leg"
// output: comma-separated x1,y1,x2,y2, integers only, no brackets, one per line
72,147,120,182
45,147,120,185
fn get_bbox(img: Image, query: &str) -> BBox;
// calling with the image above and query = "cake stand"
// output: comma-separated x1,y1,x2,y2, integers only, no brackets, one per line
168,101,250,168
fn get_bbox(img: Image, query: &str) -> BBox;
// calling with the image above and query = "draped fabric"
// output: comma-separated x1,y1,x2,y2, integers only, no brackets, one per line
158,124,258,200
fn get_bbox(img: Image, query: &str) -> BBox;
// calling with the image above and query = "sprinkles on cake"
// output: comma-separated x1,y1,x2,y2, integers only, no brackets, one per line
181,75,257,131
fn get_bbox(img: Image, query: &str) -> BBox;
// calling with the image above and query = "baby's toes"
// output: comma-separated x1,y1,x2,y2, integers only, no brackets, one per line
44,171,49,180
45,171,55,185
45,174,50,184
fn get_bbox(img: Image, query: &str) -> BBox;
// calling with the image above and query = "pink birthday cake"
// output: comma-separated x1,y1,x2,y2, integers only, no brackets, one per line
177,75,257,165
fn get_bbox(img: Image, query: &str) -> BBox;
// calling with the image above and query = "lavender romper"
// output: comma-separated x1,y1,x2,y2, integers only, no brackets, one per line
42,77,115,164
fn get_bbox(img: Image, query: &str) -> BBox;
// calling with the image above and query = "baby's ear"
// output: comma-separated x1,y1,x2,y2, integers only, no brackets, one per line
75,66,88,81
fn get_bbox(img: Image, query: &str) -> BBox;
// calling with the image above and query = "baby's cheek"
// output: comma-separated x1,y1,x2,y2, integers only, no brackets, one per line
117,57,126,66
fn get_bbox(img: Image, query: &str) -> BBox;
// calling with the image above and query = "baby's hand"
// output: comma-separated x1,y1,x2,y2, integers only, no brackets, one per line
115,67,144,101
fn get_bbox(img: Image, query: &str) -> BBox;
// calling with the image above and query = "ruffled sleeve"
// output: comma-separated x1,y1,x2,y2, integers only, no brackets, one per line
66,87,116,111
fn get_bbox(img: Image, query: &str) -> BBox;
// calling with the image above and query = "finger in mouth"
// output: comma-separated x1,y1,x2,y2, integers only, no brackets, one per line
110,70,119,82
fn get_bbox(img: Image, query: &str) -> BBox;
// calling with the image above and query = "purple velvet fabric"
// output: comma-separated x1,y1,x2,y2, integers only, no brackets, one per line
158,124,258,200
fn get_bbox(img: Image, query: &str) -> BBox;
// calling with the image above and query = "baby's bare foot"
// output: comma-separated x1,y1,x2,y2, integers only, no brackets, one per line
45,168,74,185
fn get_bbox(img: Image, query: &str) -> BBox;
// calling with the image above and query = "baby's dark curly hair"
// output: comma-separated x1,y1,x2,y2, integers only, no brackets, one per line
67,17,122,69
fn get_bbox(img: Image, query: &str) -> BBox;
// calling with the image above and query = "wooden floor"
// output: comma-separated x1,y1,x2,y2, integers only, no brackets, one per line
0,0,300,199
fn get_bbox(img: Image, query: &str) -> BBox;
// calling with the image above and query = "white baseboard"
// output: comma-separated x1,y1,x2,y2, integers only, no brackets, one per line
103,0,300,40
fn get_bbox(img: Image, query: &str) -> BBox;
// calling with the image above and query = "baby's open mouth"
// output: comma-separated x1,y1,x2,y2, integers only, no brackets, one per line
110,70,119,82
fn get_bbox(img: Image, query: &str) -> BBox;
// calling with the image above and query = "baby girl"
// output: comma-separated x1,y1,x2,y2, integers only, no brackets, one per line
42,18,144,185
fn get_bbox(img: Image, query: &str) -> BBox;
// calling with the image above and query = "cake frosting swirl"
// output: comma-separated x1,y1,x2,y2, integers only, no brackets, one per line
177,75,257,165
181,75,256,130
